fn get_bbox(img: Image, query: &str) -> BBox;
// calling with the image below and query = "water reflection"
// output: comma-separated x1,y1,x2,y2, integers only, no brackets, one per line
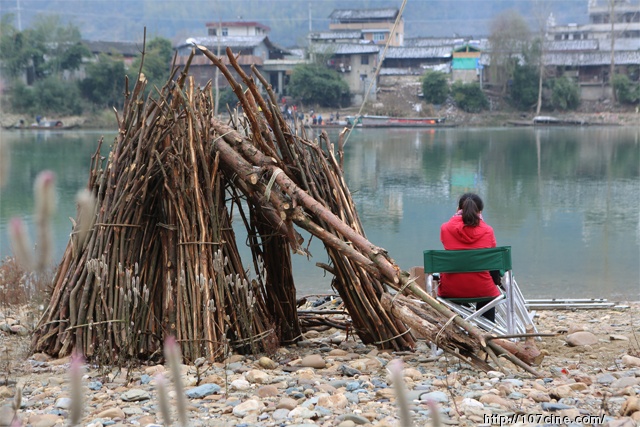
0,126,638,300
339,126,639,300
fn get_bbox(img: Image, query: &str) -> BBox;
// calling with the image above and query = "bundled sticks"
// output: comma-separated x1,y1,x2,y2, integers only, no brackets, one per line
32,46,542,376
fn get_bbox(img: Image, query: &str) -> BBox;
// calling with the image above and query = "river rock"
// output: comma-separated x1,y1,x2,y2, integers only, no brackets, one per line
185,383,221,398
420,390,449,403
566,331,598,346
621,396,640,416
277,396,299,410
230,379,251,391
232,399,263,417
611,377,640,389
622,355,640,368
300,354,326,369
257,384,279,398
550,385,575,399
479,393,512,408
258,356,277,369
121,388,150,402
246,369,270,384
27,413,63,427
96,407,126,419
288,406,318,419
528,390,551,402
317,393,349,409
606,418,637,427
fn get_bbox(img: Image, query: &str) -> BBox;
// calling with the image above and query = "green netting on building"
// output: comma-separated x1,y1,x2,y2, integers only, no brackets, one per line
452,57,478,70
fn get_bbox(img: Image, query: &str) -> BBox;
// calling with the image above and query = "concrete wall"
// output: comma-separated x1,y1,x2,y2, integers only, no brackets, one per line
580,84,613,101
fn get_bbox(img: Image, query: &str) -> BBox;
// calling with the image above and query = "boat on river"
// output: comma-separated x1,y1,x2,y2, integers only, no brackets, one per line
3,119,80,130
346,114,451,128
507,115,604,127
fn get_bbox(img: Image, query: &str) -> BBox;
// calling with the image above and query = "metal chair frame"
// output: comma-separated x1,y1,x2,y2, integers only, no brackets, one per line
423,246,535,336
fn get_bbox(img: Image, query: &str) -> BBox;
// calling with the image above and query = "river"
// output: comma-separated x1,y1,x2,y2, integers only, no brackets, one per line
0,126,638,300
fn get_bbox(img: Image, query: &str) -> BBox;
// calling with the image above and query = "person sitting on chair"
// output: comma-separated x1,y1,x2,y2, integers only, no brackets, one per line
439,193,501,321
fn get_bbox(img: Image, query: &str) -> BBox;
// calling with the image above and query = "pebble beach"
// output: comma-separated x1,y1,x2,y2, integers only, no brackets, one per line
0,301,639,427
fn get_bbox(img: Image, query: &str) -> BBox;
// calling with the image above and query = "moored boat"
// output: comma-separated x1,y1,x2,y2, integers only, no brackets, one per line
346,114,450,128
3,119,80,130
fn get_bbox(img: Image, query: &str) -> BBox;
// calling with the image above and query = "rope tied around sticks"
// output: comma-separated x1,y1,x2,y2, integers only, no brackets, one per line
435,313,459,347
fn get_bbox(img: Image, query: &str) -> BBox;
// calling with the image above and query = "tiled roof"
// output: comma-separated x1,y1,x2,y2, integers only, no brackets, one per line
384,46,452,59
544,50,640,65
176,35,266,49
545,40,599,51
312,43,380,55
204,21,270,32
309,31,363,41
175,36,289,54
329,8,398,20
82,40,141,56
404,38,460,48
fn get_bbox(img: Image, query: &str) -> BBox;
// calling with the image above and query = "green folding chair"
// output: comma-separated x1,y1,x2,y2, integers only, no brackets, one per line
423,246,532,335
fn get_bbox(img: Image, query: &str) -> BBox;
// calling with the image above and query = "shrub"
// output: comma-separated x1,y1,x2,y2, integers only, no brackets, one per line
0,256,50,307
79,54,126,108
510,64,539,110
10,76,83,116
217,87,239,111
551,77,580,111
451,81,489,113
288,64,350,108
612,74,640,105
421,71,449,105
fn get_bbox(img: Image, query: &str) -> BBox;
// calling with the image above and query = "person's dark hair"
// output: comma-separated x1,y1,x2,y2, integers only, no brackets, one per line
458,193,484,227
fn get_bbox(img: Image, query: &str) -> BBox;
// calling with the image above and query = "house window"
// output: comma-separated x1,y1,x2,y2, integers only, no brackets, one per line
209,28,216,36
222,27,228,36
361,55,369,65
373,32,385,42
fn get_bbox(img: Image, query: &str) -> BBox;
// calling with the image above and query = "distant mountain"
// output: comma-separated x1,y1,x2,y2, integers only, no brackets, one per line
0,0,594,46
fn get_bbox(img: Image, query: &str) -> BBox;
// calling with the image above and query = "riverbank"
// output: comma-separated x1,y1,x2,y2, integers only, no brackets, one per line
2,101,639,132
0,300,638,426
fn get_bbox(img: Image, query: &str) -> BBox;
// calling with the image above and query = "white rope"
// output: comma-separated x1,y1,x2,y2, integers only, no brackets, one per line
343,0,409,147
264,168,283,200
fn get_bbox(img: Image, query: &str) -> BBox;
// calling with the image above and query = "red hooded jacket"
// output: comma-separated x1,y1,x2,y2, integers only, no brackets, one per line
438,214,500,298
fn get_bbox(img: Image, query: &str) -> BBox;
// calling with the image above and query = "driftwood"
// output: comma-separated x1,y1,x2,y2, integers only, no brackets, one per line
31,44,544,376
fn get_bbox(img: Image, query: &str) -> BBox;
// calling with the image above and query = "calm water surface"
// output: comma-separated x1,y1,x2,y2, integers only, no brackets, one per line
0,126,638,300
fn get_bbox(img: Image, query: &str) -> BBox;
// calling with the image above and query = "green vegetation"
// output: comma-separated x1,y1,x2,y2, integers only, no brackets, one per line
217,87,239,111
421,71,450,105
551,77,580,111
129,37,173,96
0,14,174,118
612,74,640,105
510,64,540,110
451,81,489,113
288,64,350,108
79,54,127,108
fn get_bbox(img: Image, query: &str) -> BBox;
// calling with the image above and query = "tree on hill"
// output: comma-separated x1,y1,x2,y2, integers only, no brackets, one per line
79,54,127,108
288,64,350,108
129,36,174,96
488,10,532,94
421,71,450,105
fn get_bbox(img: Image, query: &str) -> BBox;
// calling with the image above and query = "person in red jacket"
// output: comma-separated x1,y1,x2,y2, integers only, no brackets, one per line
439,193,501,321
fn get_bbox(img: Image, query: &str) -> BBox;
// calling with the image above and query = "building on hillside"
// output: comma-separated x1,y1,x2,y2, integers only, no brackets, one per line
451,43,484,83
174,21,302,97
308,8,405,103
82,40,140,68
541,39,640,100
309,41,380,104
549,0,639,41
64,40,140,81
543,0,640,99
205,21,270,37
328,8,404,46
